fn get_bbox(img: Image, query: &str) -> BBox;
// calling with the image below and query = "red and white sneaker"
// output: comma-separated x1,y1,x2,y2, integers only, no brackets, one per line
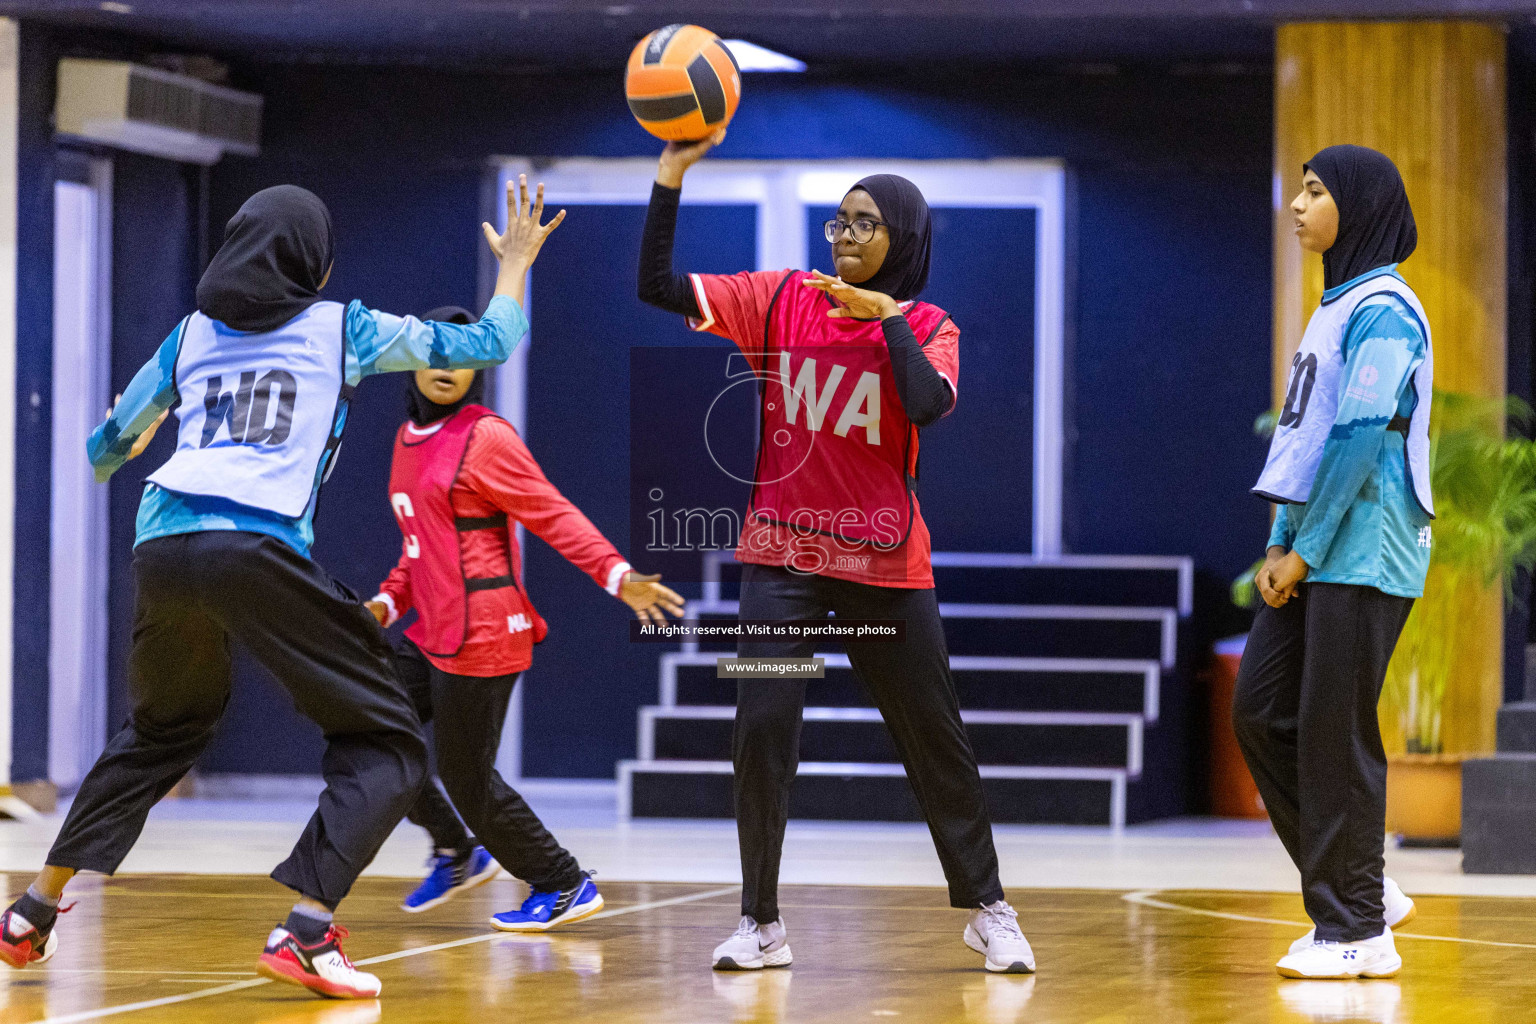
0,904,64,969
257,924,381,999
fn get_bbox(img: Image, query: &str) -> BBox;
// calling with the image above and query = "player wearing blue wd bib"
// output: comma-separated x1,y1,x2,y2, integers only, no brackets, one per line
0,178,567,1001
1233,146,1431,982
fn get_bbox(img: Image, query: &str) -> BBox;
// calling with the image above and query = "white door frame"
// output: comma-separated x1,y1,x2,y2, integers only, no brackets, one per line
490,157,1067,555
49,157,113,792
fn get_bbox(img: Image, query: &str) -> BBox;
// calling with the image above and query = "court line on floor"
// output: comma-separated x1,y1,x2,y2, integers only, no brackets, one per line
1123,890,1536,950
31,883,739,1024
29,976,254,982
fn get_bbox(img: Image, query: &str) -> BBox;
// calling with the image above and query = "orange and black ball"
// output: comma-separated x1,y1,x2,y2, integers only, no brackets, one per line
626,24,742,141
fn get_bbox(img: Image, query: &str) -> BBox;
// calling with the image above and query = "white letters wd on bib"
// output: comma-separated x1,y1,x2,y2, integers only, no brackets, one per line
149,301,348,518
1254,274,1434,517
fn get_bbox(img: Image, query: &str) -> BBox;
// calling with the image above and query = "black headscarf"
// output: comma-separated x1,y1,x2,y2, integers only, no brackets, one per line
197,185,334,332
1304,145,1417,291
843,174,932,302
406,306,486,426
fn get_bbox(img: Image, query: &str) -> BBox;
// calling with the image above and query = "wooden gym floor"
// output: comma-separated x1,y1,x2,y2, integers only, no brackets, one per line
7,875,1535,1024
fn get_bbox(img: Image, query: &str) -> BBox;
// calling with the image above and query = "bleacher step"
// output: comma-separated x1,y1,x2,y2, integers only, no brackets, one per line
640,706,1142,772
661,652,1162,720
685,602,1175,666
620,759,1126,827
1496,702,1536,753
702,552,1192,615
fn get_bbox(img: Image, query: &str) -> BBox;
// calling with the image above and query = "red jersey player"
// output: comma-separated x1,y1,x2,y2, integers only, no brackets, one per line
365,323,682,930
637,133,1034,974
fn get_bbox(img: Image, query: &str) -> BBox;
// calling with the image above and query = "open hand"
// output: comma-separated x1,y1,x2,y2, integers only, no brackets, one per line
482,174,566,271
619,571,686,625
803,270,900,320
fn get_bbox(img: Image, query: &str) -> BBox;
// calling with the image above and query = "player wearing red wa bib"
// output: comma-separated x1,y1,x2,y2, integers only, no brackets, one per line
366,313,682,931
638,134,1033,975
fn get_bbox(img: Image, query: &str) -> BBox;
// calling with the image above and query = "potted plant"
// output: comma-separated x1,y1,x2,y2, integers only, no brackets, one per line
1235,393,1536,842
1379,393,1536,843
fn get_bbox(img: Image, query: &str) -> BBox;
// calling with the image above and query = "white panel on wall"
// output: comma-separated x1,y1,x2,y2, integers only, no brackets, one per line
49,170,111,792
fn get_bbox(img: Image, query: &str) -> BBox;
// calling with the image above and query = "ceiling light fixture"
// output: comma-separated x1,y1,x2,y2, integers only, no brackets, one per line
721,39,806,73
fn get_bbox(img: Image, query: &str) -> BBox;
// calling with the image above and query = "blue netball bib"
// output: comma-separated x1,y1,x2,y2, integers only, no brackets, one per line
1255,273,1434,517
149,301,349,518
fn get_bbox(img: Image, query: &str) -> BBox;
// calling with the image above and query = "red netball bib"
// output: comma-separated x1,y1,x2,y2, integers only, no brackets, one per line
746,272,950,550
389,405,547,657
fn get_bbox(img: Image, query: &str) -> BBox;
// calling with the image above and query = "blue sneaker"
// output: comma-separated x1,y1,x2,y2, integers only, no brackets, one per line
490,873,604,932
401,846,499,913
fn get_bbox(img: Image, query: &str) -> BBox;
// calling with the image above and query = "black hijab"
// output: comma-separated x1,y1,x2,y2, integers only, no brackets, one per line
197,185,334,333
1304,145,1417,291
406,306,487,426
843,174,932,302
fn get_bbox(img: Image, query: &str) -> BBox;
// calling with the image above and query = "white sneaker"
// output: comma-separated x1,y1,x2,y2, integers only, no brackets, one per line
963,900,1036,974
1276,928,1401,980
712,916,792,971
1287,877,1417,955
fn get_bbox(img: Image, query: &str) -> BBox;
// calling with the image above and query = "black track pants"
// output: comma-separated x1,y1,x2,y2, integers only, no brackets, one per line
47,532,429,911
732,563,1004,922
394,641,583,892
1232,582,1414,942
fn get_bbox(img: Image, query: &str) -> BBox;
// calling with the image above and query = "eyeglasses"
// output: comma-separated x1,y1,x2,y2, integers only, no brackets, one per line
823,217,887,244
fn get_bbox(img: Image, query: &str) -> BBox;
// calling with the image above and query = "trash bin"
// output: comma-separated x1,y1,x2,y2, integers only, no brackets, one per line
1208,634,1266,818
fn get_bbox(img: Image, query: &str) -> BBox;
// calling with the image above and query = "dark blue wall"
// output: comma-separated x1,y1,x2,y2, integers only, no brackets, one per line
11,24,59,781
524,203,757,782
1507,49,1536,701
105,155,199,732
190,62,1273,779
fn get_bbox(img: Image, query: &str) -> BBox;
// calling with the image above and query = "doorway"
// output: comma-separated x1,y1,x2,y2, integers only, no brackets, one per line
49,152,112,792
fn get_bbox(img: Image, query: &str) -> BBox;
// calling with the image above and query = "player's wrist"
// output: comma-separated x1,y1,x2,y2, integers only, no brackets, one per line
656,163,685,189
499,254,534,276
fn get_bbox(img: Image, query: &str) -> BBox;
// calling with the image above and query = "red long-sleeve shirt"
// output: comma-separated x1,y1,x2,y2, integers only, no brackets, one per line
375,416,629,677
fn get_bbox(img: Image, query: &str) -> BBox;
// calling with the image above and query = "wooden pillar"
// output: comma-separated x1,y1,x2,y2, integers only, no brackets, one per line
1273,21,1507,754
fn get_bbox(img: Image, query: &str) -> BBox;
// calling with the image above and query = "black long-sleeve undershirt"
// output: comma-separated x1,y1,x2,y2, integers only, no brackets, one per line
881,314,954,427
638,182,701,317
638,181,954,427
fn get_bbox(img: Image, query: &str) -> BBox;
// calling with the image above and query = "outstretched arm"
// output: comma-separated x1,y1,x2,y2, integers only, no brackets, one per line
462,420,684,622
483,174,566,310
638,133,725,316
351,175,566,382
